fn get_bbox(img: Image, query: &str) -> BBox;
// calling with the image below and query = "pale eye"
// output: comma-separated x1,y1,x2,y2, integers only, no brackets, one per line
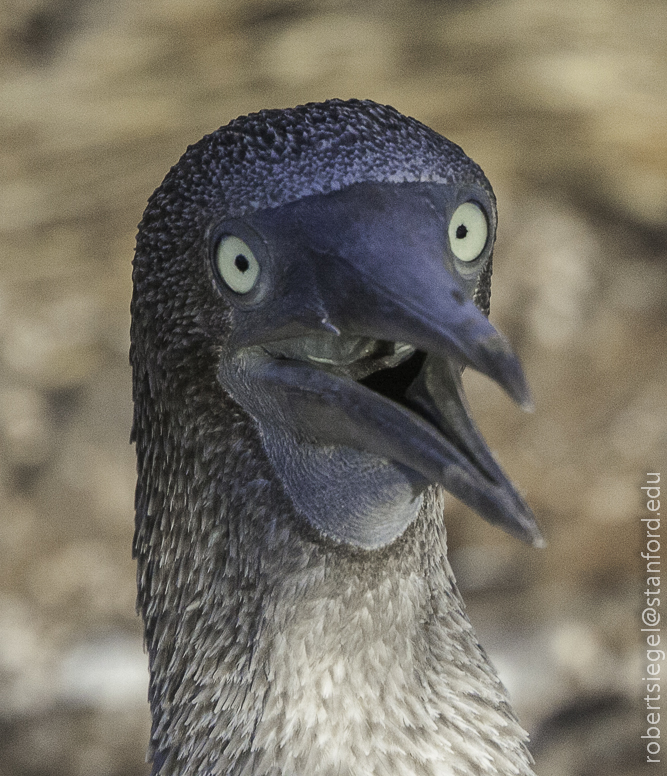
448,202,488,262
216,235,260,294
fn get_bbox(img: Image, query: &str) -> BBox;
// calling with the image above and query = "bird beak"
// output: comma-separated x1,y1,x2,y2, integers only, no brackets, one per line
219,186,543,547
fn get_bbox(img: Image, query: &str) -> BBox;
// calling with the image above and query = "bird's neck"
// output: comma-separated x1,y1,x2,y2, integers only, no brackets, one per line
134,401,535,776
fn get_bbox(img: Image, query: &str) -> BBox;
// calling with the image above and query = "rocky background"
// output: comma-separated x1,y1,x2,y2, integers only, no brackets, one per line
0,1,665,775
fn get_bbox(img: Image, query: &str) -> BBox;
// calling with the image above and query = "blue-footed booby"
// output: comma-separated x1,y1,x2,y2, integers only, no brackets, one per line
131,99,542,776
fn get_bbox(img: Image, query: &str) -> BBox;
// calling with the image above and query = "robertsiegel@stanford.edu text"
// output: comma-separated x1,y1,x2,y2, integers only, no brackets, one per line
641,472,662,764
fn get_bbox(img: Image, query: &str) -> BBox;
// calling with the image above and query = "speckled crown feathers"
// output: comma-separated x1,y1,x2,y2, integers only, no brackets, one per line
143,99,493,229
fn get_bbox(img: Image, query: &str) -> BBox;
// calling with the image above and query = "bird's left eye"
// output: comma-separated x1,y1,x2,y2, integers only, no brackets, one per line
448,202,488,263
215,235,260,294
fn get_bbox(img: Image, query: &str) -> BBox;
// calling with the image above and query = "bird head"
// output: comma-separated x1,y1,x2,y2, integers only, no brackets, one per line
132,99,542,551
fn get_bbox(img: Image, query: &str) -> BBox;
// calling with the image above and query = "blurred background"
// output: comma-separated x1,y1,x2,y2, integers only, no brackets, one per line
0,1,664,774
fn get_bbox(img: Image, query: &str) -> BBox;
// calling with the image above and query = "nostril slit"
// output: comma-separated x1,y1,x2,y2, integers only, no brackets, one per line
452,288,465,305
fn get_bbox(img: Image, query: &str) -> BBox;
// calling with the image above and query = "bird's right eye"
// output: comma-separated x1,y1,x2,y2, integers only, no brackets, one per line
215,235,260,294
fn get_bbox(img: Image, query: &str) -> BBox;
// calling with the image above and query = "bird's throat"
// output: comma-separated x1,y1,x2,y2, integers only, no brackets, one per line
134,412,534,776
261,427,426,549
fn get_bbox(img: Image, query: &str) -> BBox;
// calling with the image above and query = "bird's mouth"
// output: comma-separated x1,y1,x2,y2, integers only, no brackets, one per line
256,330,543,548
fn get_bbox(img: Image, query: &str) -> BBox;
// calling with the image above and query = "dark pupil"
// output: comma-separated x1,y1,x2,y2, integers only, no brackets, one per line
455,224,468,239
235,254,250,273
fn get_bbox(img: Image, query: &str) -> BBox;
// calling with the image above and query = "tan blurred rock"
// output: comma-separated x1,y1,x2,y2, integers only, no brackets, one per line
0,1,662,774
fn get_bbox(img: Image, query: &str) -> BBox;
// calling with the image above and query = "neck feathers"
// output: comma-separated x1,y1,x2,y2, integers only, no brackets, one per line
133,402,535,776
